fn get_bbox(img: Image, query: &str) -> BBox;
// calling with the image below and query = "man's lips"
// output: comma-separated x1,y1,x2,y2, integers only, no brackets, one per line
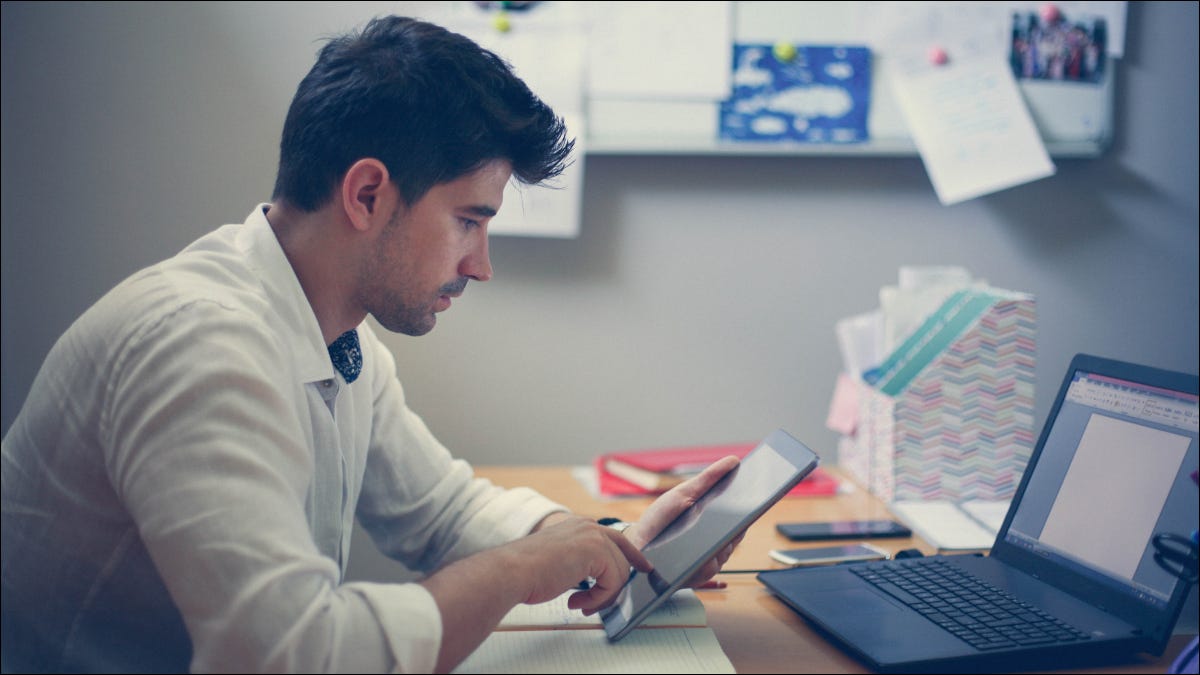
435,290,462,312
436,279,468,312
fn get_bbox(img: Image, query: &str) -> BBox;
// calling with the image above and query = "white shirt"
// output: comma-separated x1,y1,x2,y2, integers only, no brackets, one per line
1,206,565,673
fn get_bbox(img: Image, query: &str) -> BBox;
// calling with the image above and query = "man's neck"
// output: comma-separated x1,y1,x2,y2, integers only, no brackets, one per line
264,201,366,346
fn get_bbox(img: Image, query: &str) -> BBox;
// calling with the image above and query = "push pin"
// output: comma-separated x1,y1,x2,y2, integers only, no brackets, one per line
773,41,797,63
492,10,512,33
928,45,949,66
1040,3,1062,25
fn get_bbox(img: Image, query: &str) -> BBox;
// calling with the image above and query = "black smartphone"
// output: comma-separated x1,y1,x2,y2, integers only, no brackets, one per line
775,519,911,541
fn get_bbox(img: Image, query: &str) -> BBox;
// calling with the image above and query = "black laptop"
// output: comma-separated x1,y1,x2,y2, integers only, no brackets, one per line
759,353,1198,673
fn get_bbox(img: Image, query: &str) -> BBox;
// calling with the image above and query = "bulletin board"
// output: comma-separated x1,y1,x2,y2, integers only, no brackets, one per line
581,1,1122,157
432,1,1123,232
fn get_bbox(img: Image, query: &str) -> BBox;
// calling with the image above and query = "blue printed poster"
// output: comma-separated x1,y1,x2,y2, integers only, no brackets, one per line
720,44,871,143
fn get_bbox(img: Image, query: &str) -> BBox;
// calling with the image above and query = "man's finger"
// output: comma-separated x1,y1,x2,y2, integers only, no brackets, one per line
675,455,739,499
608,527,653,572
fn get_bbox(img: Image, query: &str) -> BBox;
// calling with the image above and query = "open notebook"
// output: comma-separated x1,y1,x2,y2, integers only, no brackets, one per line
760,353,1198,673
453,589,733,674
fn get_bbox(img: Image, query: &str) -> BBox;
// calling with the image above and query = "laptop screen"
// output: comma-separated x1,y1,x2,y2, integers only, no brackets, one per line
996,359,1198,636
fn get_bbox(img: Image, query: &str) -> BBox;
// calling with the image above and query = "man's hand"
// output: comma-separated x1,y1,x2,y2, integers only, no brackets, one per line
624,455,743,588
514,515,653,614
422,514,653,672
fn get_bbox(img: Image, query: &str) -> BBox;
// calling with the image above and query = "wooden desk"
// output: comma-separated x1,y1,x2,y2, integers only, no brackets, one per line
476,465,1192,674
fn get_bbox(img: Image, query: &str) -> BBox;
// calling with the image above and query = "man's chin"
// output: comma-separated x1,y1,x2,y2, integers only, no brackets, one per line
374,312,436,337
401,318,436,337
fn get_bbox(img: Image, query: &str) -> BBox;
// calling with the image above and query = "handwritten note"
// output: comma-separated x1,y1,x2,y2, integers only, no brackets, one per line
890,56,1055,205
861,2,1056,204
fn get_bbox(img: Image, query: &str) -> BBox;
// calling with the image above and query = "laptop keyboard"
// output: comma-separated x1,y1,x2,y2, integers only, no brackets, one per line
851,559,1092,651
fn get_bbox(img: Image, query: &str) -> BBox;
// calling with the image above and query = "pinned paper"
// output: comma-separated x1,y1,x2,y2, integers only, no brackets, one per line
825,372,862,437
720,44,871,144
1010,3,1109,84
862,2,1055,204
890,56,1055,204
434,3,587,236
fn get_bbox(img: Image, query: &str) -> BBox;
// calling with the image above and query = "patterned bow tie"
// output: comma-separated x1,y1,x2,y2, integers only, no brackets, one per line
327,329,362,384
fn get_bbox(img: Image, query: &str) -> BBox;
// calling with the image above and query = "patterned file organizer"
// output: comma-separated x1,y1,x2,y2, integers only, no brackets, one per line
841,288,1037,502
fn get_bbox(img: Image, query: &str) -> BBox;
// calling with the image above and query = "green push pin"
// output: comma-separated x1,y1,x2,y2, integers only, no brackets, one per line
493,11,511,33
773,41,797,63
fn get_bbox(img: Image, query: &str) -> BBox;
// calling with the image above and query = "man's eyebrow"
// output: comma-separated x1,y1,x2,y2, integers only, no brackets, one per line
465,205,498,218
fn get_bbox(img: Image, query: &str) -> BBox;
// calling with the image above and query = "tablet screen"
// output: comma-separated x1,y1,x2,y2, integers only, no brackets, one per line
600,428,820,641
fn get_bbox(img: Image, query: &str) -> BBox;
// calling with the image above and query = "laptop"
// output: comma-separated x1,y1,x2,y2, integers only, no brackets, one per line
759,353,1199,673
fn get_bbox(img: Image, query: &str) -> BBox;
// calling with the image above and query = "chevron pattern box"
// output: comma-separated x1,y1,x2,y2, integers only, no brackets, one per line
843,289,1037,502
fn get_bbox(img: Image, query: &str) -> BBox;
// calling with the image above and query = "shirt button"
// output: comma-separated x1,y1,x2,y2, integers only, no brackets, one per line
321,379,334,388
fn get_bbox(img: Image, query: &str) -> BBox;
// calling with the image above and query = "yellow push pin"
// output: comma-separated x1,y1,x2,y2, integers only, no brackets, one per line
493,11,511,33
773,41,797,63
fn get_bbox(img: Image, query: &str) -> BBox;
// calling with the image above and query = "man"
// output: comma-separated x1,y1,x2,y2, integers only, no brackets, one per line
0,15,739,674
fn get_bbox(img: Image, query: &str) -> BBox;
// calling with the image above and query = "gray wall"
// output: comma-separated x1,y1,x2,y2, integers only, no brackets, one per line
3,1,1198,472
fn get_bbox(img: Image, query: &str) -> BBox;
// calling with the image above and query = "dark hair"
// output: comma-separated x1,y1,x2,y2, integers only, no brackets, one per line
271,15,574,211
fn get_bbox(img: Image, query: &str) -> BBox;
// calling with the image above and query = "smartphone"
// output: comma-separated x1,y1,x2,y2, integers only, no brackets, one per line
768,543,889,567
775,519,911,541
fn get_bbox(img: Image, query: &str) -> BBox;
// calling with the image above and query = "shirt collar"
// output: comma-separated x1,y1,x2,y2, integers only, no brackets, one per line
238,204,341,385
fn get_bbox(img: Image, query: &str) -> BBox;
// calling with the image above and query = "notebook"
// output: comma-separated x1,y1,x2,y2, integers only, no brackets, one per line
760,353,1199,673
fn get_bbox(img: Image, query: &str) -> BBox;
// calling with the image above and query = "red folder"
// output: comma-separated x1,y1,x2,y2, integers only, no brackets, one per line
595,442,838,497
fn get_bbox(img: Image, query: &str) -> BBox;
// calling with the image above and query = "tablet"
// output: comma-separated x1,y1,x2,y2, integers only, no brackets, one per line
600,428,820,641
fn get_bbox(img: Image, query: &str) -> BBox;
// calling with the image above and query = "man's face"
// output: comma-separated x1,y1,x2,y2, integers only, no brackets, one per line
357,159,510,336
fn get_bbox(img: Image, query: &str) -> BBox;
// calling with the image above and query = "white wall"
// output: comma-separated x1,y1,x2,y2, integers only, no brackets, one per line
4,1,1197,474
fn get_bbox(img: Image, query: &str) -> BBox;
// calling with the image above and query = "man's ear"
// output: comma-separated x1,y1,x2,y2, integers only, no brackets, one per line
340,158,391,232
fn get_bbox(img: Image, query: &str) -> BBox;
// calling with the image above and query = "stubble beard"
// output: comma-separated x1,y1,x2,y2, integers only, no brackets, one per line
357,210,436,337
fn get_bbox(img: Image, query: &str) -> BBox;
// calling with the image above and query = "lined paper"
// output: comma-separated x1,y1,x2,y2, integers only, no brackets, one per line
453,626,734,674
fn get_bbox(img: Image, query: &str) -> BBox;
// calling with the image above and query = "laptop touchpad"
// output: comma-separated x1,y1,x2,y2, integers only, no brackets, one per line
803,588,907,614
